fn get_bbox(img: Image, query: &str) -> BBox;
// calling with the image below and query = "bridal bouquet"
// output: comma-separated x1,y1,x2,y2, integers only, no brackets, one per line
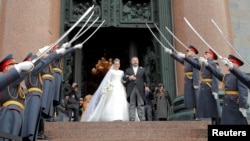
102,80,114,94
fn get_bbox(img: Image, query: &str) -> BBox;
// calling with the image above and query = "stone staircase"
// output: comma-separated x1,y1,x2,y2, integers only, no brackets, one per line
42,120,210,141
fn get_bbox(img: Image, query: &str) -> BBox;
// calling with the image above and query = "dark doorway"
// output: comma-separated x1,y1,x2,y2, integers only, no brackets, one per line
70,27,153,95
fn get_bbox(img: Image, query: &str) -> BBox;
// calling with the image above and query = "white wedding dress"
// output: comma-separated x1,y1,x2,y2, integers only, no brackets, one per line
81,69,129,122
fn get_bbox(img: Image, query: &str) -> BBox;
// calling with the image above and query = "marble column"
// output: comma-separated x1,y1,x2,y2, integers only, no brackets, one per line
0,0,61,62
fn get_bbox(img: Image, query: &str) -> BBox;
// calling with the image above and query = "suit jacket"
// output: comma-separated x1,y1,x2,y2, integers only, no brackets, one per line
123,66,150,102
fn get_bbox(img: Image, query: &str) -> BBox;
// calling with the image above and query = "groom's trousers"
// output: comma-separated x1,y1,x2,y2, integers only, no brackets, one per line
129,87,145,121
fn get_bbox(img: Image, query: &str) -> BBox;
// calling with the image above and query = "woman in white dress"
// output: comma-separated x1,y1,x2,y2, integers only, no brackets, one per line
81,58,129,121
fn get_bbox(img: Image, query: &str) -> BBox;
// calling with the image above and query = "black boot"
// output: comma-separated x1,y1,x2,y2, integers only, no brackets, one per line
192,113,196,120
216,118,221,125
37,118,49,140
211,118,217,125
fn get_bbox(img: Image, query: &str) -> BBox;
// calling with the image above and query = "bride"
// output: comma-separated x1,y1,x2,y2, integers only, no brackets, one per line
81,58,129,121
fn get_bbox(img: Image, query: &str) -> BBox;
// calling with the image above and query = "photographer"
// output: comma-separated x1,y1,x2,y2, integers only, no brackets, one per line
65,82,81,121
154,83,173,121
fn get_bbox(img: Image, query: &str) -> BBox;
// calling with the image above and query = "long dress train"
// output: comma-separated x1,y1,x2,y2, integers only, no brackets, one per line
81,69,129,122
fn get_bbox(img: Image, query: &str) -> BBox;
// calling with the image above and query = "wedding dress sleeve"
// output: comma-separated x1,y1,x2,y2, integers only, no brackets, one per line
80,65,114,121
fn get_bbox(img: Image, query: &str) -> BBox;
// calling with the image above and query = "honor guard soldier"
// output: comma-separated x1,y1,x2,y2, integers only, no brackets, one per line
50,43,83,120
200,54,248,124
21,46,66,141
0,54,34,91
0,54,33,140
222,55,250,89
177,49,220,125
164,45,200,120
37,47,57,139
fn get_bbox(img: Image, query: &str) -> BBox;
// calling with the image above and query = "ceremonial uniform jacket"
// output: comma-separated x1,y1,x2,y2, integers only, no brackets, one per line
0,68,20,91
171,53,200,108
22,52,58,141
185,58,219,118
41,64,54,117
206,64,248,125
230,66,250,89
52,47,76,106
0,72,27,138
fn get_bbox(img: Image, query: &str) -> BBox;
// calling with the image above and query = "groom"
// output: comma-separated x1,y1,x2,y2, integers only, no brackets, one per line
123,56,150,121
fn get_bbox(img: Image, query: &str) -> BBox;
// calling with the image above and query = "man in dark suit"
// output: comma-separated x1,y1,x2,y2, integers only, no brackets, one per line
123,56,150,121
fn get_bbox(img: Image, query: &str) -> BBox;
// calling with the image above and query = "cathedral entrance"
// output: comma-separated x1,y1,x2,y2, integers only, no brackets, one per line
69,27,157,96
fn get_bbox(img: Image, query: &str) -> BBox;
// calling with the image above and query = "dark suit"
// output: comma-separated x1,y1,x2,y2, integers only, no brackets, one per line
123,66,150,121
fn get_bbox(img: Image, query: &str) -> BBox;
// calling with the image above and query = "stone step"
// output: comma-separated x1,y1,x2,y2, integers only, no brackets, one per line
42,120,210,141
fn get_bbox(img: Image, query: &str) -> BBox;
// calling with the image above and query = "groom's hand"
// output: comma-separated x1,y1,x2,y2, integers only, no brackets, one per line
129,75,136,80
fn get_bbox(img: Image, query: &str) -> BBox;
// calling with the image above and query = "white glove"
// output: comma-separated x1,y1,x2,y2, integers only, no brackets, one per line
73,44,83,49
220,57,230,65
212,92,218,100
198,57,208,65
227,61,234,69
14,61,34,73
55,48,66,55
193,85,199,89
239,108,247,117
38,46,50,54
164,48,173,54
221,58,234,69
61,42,71,49
177,52,185,58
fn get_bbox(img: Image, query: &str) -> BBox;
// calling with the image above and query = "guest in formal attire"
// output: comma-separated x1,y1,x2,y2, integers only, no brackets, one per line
123,56,150,121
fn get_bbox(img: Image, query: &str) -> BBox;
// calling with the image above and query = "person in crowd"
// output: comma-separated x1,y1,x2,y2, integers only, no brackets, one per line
81,94,92,117
199,54,248,124
175,49,220,125
154,83,173,121
164,45,200,120
65,82,81,121
0,54,33,140
123,56,150,121
79,97,84,117
144,90,154,121
81,58,129,121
